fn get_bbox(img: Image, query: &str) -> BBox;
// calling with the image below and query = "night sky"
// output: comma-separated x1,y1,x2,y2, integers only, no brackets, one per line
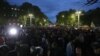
7,0,100,23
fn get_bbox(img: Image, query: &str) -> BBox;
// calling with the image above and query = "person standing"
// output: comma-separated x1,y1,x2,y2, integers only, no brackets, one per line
0,34,9,56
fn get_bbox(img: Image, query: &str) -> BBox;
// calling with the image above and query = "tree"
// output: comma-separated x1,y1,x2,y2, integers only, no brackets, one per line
19,2,51,26
0,0,11,25
56,9,77,27
90,8,100,26
81,11,92,26
81,8,100,26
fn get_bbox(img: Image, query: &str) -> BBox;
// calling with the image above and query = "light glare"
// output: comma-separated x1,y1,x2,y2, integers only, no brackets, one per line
9,28,18,36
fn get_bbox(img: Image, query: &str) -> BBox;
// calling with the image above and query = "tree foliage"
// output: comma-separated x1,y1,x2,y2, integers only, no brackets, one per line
56,9,77,26
56,8,100,27
19,2,51,26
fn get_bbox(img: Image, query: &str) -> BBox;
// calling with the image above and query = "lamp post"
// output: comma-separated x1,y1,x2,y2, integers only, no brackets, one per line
62,15,64,18
23,16,27,26
43,19,46,26
61,15,64,25
71,14,76,26
28,14,33,26
75,11,81,28
44,19,46,22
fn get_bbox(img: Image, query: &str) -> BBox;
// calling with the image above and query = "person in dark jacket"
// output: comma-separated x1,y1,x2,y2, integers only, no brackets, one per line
0,35,9,56
66,31,95,56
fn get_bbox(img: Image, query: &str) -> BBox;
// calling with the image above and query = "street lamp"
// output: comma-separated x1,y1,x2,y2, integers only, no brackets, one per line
44,19,46,22
20,25,23,28
71,14,76,26
43,19,46,26
62,15,64,18
71,14,75,19
28,14,33,26
75,11,82,28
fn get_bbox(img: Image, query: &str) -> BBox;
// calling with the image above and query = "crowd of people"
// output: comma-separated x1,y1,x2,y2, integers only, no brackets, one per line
0,27,100,56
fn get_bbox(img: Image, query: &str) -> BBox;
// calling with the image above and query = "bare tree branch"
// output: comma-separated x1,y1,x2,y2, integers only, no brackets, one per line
86,0,98,5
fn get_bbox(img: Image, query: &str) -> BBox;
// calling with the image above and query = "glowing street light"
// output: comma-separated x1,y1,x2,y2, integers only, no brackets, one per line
20,25,23,28
71,14,75,19
62,15,64,18
71,14,76,26
75,11,82,28
44,19,46,22
29,14,33,17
